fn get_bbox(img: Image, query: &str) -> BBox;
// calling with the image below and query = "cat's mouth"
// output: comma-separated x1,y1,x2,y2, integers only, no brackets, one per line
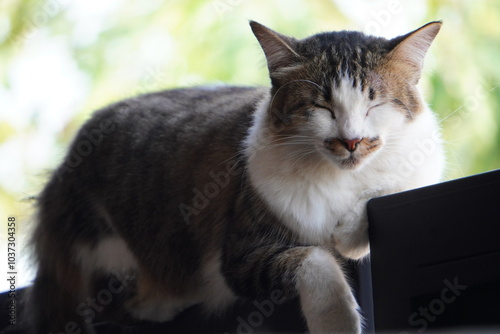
323,137,381,169
340,156,360,169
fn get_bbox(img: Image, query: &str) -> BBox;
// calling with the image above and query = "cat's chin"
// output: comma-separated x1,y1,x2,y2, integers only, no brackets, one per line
339,157,363,170
322,153,365,171
336,157,364,170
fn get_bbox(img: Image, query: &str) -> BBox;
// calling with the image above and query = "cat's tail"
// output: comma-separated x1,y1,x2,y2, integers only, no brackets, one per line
26,172,96,334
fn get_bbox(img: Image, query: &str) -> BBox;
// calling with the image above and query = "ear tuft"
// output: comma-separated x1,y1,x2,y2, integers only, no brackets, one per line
388,21,442,83
250,21,301,74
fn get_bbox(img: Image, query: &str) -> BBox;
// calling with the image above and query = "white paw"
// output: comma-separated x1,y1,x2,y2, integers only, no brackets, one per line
127,295,196,322
298,249,362,334
334,200,370,259
306,300,361,334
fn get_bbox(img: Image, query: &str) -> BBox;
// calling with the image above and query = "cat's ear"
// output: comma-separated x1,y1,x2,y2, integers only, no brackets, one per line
387,21,442,84
250,21,302,75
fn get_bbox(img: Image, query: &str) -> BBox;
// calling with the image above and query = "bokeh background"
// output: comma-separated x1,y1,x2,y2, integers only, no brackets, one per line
1,0,499,289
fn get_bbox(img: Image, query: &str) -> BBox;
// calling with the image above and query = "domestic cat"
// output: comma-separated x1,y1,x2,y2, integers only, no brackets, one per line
29,20,444,333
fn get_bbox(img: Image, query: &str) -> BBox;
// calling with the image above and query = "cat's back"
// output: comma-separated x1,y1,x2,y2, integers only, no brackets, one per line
91,85,267,148
62,85,267,183
42,85,268,236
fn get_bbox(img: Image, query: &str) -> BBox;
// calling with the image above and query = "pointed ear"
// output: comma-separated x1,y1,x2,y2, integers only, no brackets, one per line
388,21,442,83
250,21,302,75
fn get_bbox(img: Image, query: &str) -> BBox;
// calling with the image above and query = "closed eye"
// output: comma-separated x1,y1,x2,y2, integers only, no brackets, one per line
366,103,384,116
314,103,336,119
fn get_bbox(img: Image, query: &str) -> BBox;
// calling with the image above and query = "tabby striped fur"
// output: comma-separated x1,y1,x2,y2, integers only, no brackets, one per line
29,21,443,333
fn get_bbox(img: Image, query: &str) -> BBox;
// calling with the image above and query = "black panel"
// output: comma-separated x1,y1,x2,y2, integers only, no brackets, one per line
367,169,500,333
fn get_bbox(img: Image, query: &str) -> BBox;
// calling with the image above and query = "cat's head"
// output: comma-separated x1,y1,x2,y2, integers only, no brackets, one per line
250,21,441,170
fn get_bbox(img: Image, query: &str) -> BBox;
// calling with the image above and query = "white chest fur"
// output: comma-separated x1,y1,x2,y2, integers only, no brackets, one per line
248,150,376,244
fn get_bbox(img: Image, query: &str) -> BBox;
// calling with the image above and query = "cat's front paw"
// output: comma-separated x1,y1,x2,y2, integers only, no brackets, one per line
306,303,361,334
333,201,370,259
298,248,362,334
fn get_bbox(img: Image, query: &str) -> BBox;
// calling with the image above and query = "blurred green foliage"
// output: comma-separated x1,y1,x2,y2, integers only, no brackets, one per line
1,0,499,220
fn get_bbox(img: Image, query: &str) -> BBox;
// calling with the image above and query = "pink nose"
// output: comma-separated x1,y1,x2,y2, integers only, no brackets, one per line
341,138,362,152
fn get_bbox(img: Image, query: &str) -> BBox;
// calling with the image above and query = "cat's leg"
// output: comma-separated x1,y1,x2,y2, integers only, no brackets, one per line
31,235,138,332
28,260,95,334
74,237,181,324
75,235,195,325
125,273,198,322
297,248,361,333
30,237,139,333
126,252,236,322
30,213,101,333
222,244,361,334
333,199,370,259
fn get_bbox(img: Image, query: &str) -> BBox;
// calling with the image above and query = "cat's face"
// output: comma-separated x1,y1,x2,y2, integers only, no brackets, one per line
300,74,404,170
251,21,441,170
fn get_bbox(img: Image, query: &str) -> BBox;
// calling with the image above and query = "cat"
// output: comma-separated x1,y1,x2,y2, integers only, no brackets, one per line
29,20,444,334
